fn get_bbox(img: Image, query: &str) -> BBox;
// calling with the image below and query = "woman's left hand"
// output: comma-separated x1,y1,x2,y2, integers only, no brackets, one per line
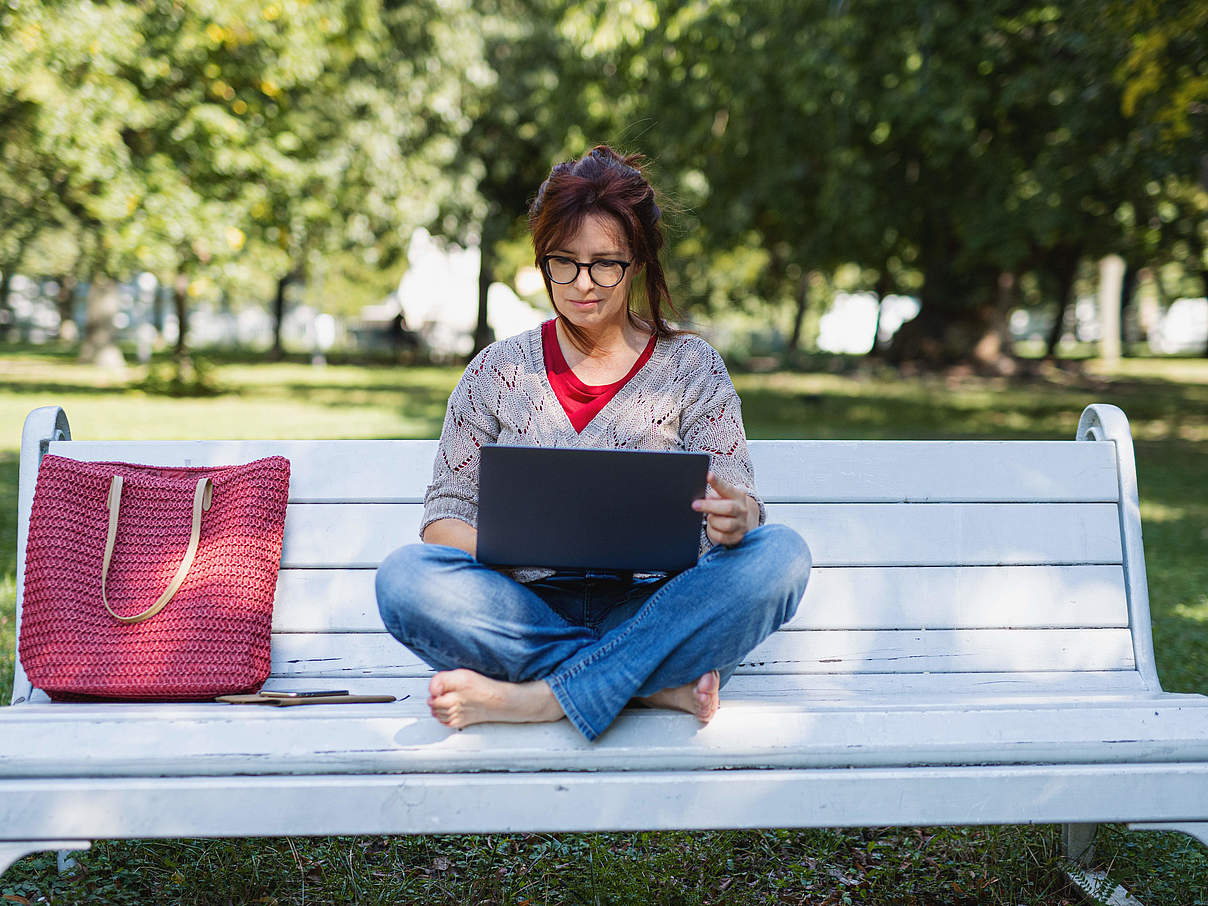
693,472,760,547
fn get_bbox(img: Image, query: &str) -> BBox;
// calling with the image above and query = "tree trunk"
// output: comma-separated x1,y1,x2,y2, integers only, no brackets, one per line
1119,260,1138,356
1202,266,1208,358
886,217,1000,366
152,283,166,333
173,272,190,361
53,275,79,343
472,212,504,358
0,244,27,342
785,269,813,361
970,271,1017,372
79,275,126,369
270,271,296,360
1189,234,1208,358
869,262,892,355
1097,255,1124,365
0,261,15,342
887,268,998,365
1045,249,1081,359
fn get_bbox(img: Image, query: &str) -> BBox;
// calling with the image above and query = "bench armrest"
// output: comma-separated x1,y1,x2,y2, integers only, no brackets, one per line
1077,404,1159,692
13,406,71,705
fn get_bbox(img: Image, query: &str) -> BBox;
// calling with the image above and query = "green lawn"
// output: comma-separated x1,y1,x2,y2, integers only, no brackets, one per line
2,347,1206,905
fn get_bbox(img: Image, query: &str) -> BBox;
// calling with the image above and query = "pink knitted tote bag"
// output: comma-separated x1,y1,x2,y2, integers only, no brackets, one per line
19,455,290,701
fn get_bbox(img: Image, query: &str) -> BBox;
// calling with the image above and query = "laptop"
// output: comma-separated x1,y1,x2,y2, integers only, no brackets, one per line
476,445,710,572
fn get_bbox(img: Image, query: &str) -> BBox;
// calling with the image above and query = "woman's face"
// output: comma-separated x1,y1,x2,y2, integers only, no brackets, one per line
546,213,633,337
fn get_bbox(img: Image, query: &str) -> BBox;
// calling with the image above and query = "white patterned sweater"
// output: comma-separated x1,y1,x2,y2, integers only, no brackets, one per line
421,324,766,580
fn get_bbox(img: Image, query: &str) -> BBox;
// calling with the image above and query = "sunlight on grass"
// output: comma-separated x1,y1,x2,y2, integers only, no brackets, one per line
1086,357,1208,385
1141,501,1192,523
1172,599,1208,623
0,358,457,449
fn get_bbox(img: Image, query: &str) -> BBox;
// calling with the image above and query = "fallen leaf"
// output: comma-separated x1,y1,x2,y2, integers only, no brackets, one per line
3,896,33,906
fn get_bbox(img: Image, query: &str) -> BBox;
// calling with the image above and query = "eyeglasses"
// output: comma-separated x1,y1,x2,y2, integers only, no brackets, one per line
541,255,632,288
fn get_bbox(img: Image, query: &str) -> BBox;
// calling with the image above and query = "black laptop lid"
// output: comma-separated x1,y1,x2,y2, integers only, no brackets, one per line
476,445,709,572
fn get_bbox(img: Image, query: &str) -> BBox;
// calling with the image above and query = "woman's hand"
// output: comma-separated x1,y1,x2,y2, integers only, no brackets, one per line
692,472,760,547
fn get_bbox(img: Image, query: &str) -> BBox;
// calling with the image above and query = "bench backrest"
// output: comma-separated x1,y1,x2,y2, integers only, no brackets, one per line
12,404,1156,706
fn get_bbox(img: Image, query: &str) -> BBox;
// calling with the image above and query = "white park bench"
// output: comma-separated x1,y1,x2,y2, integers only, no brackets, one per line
3,403,1207,898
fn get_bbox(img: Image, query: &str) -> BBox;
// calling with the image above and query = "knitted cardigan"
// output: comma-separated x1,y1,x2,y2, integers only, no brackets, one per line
421,324,765,579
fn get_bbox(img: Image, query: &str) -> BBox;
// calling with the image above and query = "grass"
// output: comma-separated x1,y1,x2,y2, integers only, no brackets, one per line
2,345,1207,905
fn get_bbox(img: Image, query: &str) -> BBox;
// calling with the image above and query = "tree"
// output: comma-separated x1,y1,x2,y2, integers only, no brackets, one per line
0,0,146,356
2,0,473,365
429,0,644,357
637,0,1207,366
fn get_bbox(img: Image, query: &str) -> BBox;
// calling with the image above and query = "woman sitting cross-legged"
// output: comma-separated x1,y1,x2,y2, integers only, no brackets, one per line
375,145,811,742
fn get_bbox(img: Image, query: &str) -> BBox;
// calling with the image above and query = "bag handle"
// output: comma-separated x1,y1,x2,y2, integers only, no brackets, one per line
101,475,214,624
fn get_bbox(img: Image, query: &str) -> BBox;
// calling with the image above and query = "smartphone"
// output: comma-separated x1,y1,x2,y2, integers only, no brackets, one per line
260,690,349,698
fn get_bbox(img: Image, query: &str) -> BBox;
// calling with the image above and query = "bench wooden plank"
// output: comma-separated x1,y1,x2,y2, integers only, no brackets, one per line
1,700,1205,777
15,670,1157,711
265,671,1153,702
277,502,1125,568
265,628,1137,678
4,764,1208,836
271,564,1129,632
48,439,1120,503
749,440,1121,502
741,628,1136,673
46,440,439,503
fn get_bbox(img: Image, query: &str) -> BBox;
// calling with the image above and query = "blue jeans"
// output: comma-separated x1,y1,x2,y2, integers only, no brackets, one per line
375,523,811,741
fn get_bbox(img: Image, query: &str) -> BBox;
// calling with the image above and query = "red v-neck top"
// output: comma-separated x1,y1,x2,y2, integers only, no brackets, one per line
542,319,657,433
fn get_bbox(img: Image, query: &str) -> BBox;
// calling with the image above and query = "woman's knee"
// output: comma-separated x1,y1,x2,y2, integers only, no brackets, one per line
746,524,811,579
745,523,812,620
375,543,460,639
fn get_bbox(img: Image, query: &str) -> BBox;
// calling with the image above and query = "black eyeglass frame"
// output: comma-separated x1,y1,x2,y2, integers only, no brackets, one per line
541,255,633,288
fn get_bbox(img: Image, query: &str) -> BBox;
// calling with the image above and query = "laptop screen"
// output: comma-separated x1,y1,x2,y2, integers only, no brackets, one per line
476,445,709,572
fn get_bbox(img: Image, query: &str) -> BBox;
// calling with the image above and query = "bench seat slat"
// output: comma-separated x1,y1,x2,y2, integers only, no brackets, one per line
748,440,1121,502
742,627,1136,673
48,440,438,503
277,502,1125,567
4,765,1208,836
15,670,1158,711
265,627,1136,678
271,564,1129,631
2,699,1205,777
49,439,1120,504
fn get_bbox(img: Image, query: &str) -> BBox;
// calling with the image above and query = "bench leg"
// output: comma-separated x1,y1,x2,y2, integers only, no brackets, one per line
1062,822,1098,865
1062,823,1208,906
0,841,91,877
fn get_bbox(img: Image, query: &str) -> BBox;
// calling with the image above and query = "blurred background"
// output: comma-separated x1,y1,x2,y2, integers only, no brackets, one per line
1,0,1205,374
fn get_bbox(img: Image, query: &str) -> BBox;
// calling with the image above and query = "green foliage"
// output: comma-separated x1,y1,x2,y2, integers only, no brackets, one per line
1115,0,1208,142
635,0,1207,358
0,0,475,346
4,0,1205,362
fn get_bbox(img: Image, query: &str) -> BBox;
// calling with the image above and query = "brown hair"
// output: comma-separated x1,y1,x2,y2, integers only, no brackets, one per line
528,145,678,349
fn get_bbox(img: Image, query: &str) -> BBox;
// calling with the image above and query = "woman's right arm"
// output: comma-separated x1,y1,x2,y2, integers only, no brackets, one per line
419,346,502,549
421,517,478,556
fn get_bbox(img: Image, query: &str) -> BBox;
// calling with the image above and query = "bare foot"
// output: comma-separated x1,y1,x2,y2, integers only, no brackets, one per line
638,670,720,723
427,669,564,729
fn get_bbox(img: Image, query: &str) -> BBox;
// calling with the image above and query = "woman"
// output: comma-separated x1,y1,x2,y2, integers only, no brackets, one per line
376,146,811,742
